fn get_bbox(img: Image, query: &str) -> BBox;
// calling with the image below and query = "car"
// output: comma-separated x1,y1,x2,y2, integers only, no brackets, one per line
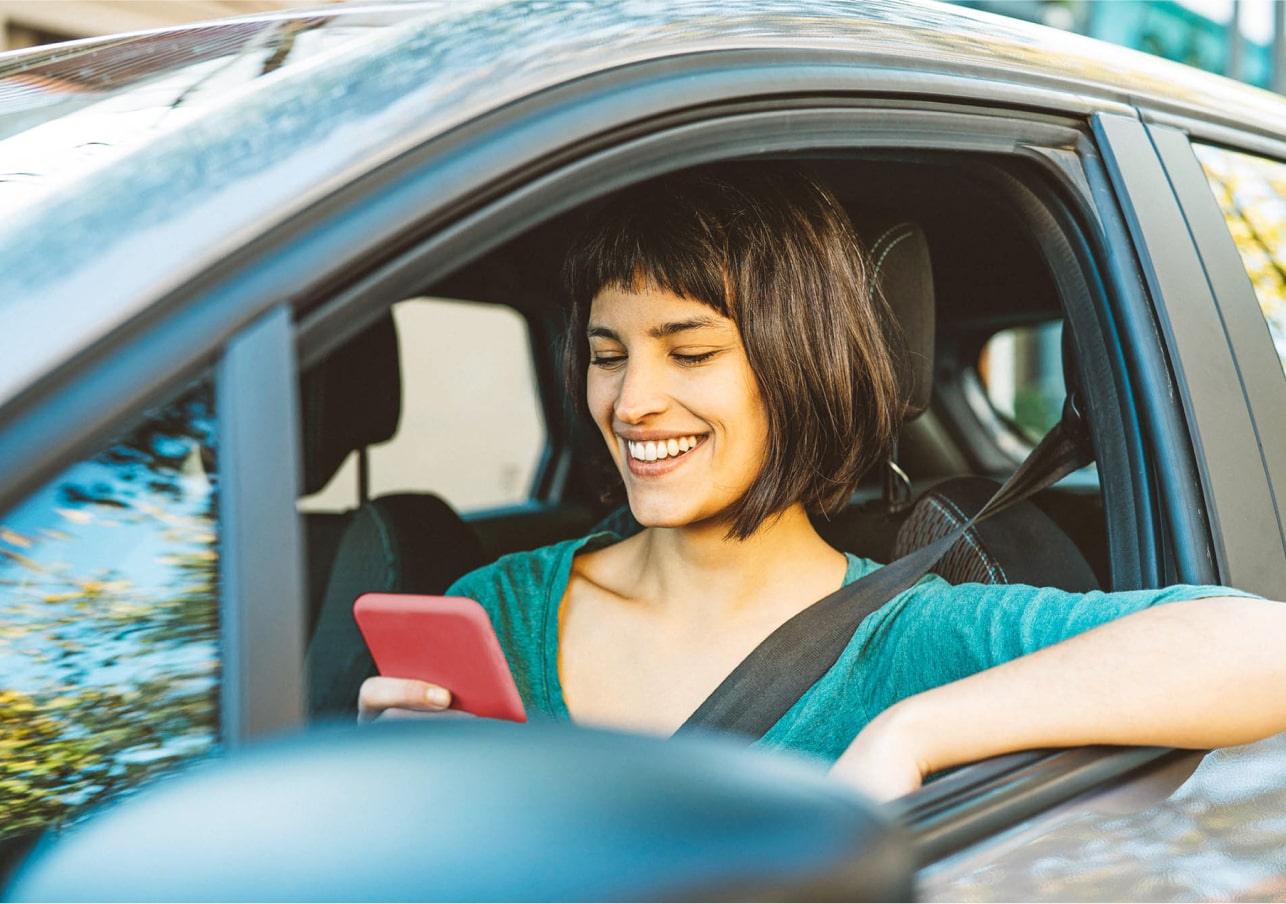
1,0,1286,899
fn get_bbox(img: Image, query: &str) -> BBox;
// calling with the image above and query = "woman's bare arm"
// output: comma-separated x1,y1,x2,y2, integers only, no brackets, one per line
832,596,1286,801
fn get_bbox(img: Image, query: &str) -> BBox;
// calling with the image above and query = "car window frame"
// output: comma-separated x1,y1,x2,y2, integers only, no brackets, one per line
1094,113,1286,595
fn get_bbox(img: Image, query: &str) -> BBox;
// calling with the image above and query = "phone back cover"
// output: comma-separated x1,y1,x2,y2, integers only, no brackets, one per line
354,594,526,722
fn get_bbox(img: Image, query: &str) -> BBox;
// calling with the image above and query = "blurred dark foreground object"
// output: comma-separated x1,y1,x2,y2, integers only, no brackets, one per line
4,720,913,902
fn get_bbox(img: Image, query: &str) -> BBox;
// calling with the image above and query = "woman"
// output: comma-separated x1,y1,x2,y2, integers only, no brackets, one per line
359,163,1286,801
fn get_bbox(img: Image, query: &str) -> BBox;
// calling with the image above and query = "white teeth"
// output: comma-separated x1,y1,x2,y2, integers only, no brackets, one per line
627,435,701,462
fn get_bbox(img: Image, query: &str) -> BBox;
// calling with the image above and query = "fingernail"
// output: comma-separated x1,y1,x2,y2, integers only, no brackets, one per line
426,687,450,708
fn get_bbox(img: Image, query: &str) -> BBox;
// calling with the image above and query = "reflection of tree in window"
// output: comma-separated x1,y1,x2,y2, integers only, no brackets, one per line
0,382,219,855
1195,144,1286,377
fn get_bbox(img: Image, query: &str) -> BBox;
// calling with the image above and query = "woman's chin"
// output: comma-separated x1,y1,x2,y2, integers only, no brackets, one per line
626,502,728,533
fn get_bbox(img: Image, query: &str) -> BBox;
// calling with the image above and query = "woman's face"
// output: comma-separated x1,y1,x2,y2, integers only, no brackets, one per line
586,284,769,531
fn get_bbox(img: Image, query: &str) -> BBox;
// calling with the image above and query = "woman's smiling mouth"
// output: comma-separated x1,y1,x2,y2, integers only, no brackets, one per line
625,434,704,462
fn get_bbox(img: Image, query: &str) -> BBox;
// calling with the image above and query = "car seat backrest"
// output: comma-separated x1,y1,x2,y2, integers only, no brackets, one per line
891,476,1100,591
307,493,487,717
298,315,404,634
808,211,936,560
300,313,488,717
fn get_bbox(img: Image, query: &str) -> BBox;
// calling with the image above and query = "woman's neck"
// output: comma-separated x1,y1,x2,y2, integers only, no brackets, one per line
621,504,846,621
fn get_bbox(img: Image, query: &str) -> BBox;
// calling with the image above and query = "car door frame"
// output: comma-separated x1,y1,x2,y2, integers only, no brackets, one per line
1093,112,1286,597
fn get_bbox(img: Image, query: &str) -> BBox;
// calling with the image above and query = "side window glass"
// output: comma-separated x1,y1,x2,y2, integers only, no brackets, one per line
1193,143,1286,376
0,381,219,858
976,321,1066,446
300,298,546,513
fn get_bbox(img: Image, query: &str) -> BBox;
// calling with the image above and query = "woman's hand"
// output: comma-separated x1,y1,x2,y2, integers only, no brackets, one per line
830,702,930,802
357,676,454,723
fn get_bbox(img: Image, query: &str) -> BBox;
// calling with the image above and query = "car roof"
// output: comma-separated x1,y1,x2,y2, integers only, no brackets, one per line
0,0,1283,409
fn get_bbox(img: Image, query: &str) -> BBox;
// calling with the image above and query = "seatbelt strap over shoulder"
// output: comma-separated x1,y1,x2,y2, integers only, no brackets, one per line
674,404,1093,742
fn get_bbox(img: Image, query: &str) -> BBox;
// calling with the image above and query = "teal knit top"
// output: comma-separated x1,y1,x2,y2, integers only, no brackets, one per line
447,531,1249,764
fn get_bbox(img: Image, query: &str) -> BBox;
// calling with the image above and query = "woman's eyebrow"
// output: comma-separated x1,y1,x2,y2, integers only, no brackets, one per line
586,317,729,341
648,316,728,339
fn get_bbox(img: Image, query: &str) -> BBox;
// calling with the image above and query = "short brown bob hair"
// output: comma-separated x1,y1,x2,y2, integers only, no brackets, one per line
563,161,906,541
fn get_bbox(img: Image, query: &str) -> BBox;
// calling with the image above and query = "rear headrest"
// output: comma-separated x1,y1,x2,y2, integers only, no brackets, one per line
299,315,402,496
851,213,935,421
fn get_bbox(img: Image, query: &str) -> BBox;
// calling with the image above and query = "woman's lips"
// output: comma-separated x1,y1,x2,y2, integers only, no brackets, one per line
620,434,705,477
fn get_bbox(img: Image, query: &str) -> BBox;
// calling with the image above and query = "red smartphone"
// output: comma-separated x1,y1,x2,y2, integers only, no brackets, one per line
353,593,527,723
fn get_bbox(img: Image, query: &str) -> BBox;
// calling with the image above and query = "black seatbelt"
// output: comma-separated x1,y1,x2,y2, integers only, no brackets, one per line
674,399,1094,741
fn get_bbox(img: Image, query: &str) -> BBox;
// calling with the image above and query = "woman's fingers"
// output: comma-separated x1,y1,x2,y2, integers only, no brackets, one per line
357,676,452,723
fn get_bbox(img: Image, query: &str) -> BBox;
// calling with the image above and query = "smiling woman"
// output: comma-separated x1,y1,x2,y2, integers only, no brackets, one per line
354,161,1286,800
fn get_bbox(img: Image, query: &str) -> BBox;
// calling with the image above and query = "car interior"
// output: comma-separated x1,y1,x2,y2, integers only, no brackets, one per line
298,151,1113,719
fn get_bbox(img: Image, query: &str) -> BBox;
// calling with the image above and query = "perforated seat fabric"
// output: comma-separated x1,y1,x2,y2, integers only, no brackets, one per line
307,493,486,717
891,476,1100,591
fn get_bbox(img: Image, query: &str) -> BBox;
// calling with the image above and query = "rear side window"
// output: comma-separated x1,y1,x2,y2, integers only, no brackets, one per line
300,297,546,514
1193,143,1286,376
976,321,1066,446
0,381,219,856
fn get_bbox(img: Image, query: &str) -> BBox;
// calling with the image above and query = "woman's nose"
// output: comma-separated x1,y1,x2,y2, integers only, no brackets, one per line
613,359,668,424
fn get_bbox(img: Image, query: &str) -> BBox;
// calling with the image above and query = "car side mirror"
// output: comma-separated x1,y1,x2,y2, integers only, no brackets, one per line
5,720,913,902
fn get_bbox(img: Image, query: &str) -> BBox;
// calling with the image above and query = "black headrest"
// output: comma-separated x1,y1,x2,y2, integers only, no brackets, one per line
851,213,935,421
299,315,402,496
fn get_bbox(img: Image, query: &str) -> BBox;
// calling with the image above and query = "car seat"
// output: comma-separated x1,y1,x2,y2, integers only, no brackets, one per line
299,315,402,634
300,315,486,718
890,335,1103,591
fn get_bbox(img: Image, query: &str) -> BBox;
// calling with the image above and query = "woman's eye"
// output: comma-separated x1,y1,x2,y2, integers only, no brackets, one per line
589,354,626,368
673,351,717,366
